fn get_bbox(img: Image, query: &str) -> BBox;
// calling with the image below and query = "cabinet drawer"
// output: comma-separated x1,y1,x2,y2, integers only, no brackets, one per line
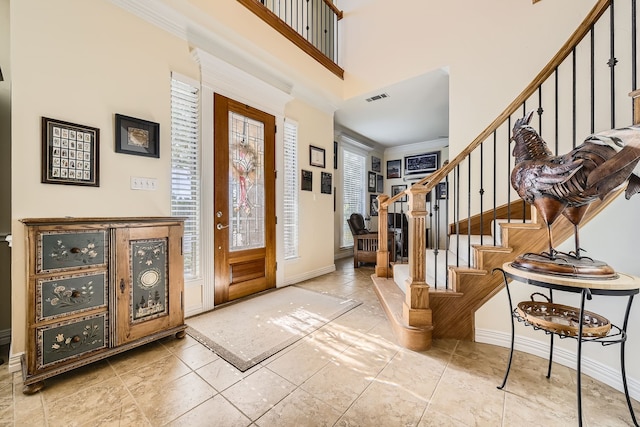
37,230,108,273
36,313,108,370
36,271,108,322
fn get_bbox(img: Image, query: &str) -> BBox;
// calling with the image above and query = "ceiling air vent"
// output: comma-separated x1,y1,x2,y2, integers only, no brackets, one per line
365,93,389,102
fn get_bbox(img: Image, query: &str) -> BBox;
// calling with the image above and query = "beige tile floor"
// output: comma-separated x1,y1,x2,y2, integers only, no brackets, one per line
1,258,639,426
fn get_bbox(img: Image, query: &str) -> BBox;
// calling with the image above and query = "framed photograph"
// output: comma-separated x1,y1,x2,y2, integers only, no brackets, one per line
437,182,448,199
376,174,384,193
391,184,407,202
333,141,338,170
301,170,313,191
387,159,401,179
115,114,160,158
368,171,377,192
370,194,379,216
321,172,332,194
41,117,100,187
310,145,325,168
371,156,381,173
405,151,439,175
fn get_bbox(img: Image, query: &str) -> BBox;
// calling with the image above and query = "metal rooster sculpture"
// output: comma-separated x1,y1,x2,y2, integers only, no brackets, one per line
510,112,640,276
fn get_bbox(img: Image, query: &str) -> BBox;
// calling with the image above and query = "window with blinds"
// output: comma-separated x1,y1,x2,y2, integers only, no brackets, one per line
171,77,200,279
283,119,299,259
342,147,366,247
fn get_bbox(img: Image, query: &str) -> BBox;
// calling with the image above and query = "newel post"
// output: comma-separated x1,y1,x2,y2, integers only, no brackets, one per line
375,194,391,277
403,186,433,332
631,89,640,125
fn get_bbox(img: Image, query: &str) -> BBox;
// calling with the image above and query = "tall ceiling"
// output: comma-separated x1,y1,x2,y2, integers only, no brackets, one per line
334,68,450,148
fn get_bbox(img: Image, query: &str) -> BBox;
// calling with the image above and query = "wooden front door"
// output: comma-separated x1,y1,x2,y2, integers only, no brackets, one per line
213,93,276,304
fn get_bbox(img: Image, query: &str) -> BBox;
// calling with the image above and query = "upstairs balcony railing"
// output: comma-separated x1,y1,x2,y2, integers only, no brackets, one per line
238,0,344,78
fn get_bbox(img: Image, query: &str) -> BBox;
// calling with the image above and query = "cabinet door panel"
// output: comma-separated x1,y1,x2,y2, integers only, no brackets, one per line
114,224,183,345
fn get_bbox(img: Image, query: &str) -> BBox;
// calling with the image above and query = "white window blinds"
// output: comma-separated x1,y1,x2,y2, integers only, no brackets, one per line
171,77,200,279
342,147,366,247
283,119,299,259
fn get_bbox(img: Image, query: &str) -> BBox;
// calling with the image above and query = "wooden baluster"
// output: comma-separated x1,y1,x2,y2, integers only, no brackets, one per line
403,186,433,345
376,195,391,277
630,89,640,125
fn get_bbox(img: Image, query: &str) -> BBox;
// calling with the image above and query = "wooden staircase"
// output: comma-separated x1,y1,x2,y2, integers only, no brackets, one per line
372,190,623,348
371,0,640,351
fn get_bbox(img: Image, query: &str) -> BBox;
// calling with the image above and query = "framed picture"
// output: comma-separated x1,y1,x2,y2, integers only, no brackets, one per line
405,151,439,175
387,159,401,179
310,145,325,168
370,194,379,216
301,170,313,191
41,117,100,187
368,171,377,192
115,114,160,158
371,156,381,173
376,174,384,193
333,141,338,169
391,184,407,202
437,182,448,199
321,172,332,194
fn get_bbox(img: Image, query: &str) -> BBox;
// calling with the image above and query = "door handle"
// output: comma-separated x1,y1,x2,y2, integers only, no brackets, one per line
120,278,125,293
216,223,229,230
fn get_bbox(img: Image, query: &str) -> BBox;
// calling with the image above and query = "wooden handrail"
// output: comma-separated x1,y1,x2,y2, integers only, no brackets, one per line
322,0,343,20
381,0,612,209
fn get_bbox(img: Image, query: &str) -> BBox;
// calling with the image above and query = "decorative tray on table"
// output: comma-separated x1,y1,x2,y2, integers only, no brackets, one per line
516,298,610,337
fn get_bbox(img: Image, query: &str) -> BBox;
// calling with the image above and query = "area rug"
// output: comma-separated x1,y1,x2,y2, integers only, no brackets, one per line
186,286,361,371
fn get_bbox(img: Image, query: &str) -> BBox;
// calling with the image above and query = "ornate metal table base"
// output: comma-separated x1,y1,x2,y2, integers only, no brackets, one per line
495,263,640,427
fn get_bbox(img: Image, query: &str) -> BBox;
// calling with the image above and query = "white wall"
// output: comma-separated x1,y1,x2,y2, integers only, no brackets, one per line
9,0,340,361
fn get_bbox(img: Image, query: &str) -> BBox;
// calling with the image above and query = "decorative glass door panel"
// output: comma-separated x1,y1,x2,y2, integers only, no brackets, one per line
229,112,265,251
214,94,276,304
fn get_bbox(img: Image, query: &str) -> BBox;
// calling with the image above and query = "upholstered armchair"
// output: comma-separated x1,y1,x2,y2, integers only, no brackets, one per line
347,213,394,268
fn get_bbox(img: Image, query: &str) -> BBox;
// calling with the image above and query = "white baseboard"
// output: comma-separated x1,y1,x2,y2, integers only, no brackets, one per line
8,351,22,373
281,264,336,286
475,328,640,401
0,328,10,346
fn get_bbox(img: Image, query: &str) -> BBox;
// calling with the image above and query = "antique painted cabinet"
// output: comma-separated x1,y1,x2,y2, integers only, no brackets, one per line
21,217,187,393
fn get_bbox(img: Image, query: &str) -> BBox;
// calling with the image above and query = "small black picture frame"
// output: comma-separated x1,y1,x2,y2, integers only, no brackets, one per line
333,141,338,170
391,184,407,202
368,171,377,192
370,194,379,216
371,156,381,173
301,169,313,191
115,114,160,158
376,174,384,193
321,172,332,194
310,145,325,168
41,117,100,187
437,182,448,199
387,159,401,179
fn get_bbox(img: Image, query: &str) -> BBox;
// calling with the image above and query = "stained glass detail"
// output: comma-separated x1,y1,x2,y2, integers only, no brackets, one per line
229,112,265,251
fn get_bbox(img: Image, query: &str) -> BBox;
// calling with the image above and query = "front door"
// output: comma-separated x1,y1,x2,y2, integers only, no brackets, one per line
213,93,276,304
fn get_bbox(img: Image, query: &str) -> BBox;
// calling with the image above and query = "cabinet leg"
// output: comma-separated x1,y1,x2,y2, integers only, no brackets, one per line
22,381,44,395
176,330,186,339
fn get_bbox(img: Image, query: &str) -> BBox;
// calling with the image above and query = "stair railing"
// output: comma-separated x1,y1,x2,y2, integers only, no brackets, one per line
237,0,344,78
377,0,638,332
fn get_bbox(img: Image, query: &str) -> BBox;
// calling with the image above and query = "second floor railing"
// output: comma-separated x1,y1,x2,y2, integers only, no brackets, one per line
238,0,344,78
